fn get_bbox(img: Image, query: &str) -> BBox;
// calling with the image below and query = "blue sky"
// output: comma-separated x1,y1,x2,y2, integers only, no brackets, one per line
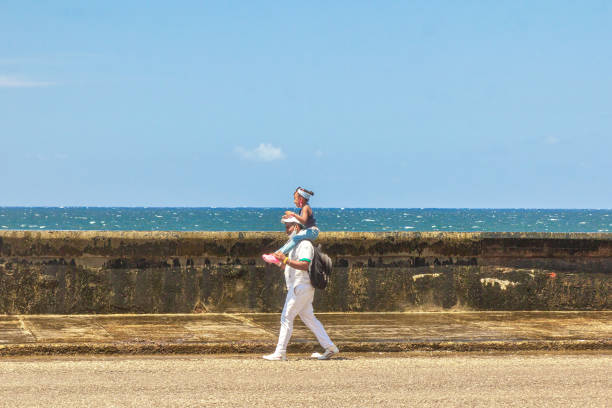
1,1,611,208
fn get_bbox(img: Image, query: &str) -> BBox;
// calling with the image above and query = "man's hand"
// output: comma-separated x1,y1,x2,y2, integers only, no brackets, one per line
274,252,286,267
273,252,309,270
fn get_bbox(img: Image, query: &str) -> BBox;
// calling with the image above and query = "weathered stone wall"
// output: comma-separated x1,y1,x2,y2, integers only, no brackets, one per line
0,231,610,314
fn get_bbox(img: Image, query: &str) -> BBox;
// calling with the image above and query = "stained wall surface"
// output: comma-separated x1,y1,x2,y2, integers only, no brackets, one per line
0,231,609,313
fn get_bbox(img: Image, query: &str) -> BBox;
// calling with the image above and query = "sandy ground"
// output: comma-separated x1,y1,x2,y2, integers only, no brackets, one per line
0,352,610,407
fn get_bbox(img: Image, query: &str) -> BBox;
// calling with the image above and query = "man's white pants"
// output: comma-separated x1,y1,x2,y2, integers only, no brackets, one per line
275,283,334,354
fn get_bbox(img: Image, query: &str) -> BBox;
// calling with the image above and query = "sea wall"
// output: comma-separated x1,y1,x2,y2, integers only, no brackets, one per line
0,231,610,314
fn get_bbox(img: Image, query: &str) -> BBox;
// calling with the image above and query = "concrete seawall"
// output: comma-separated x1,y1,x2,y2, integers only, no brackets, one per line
0,231,610,314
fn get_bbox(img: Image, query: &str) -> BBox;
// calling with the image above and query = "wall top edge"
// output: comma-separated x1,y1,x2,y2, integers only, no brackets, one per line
0,230,611,240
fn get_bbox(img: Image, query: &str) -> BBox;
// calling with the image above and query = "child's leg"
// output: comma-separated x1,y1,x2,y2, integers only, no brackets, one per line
302,226,319,241
277,227,317,254
276,235,299,254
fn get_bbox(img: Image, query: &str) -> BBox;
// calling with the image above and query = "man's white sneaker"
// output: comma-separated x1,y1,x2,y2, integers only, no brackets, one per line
262,352,287,361
311,345,339,360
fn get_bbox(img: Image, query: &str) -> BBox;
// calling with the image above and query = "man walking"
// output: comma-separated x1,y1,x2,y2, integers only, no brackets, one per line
263,216,339,361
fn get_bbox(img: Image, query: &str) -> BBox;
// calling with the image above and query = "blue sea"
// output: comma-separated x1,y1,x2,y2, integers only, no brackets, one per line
0,208,611,232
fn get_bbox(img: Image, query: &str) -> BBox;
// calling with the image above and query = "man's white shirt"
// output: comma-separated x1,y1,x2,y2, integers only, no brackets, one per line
283,240,314,290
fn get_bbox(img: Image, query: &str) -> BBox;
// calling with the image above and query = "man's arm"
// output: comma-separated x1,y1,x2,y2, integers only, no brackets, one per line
275,253,310,271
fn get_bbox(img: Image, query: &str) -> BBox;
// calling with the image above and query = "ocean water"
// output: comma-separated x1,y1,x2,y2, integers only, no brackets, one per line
0,208,611,232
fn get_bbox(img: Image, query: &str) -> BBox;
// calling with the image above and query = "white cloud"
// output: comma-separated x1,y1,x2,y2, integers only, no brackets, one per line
25,153,69,161
235,143,285,162
0,75,55,88
0,57,45,65
545,136,560,145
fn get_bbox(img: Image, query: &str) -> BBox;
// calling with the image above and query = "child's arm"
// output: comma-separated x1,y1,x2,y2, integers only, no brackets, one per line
290,205,311,225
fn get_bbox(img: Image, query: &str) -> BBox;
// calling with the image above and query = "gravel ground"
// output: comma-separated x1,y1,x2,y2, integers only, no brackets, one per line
0,352,610,407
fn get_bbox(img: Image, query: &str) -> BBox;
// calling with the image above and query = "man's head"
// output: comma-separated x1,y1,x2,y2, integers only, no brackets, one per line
282,216,303,235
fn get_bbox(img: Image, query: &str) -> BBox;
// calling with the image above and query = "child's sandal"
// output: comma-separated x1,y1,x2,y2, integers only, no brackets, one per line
262,254,282,265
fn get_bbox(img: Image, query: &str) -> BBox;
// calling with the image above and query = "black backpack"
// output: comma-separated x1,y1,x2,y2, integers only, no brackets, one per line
305,240,333,290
